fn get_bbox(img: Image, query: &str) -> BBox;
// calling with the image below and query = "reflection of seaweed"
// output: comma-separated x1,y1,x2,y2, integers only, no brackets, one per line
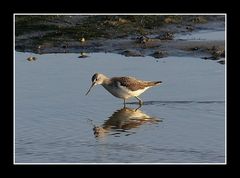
93,106,161,138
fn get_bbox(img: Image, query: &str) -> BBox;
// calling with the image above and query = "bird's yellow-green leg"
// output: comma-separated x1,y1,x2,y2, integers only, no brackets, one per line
123,99,126,108
135,96,143,106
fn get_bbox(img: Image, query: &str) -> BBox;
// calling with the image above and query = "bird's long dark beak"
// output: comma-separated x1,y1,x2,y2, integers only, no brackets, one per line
85,82,95,95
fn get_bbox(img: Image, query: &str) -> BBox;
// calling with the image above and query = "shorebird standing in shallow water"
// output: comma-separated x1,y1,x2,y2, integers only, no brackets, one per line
85,73,162,106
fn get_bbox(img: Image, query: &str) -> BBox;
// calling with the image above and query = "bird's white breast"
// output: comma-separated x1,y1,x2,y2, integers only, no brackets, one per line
102,81,150,99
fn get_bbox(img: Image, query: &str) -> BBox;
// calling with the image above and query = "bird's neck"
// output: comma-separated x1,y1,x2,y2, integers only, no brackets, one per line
102,78,111,85
100,75,111,85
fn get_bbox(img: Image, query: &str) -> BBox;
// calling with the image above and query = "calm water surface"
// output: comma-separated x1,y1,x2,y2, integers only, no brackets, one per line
15,52,225,163
175,30,225,41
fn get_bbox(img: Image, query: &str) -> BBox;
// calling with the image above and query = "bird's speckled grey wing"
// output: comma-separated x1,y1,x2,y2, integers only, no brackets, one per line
112,77,154,91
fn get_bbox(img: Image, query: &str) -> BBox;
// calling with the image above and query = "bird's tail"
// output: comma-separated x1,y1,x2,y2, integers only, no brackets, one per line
147,81,162,86
154,81,162,85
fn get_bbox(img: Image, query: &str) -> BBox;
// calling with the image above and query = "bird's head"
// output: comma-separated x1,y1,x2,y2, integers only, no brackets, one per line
85,73,106,95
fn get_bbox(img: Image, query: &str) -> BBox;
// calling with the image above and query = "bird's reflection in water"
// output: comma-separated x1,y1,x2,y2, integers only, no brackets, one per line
93,106,162,138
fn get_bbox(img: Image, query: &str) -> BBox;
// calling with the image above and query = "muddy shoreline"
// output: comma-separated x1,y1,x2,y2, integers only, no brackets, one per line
15,15,225,63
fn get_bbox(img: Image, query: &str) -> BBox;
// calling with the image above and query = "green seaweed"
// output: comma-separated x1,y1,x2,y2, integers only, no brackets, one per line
15,15,224,52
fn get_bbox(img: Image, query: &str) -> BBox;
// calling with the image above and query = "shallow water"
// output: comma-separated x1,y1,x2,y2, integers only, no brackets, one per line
175,30,225,41
15,52,225,163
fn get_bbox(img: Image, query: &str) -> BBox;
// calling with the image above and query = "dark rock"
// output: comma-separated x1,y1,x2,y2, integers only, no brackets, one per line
121,50,143,57
189,47,199,51
186,26,194,32
157,32,174,40
212,50,225,59
27,56,37,61
136,35,149,44
151,51,168,58
78,51,89,58
217,59,225,64
62,44,68,49
201,56,213,60
209,46,225,60
191,16,207,23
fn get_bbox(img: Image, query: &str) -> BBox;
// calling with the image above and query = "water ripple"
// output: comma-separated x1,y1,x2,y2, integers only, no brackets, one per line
127,100,225,105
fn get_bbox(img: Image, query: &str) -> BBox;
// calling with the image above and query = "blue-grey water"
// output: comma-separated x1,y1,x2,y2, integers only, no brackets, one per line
15,51,225,164
175,30,225,41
